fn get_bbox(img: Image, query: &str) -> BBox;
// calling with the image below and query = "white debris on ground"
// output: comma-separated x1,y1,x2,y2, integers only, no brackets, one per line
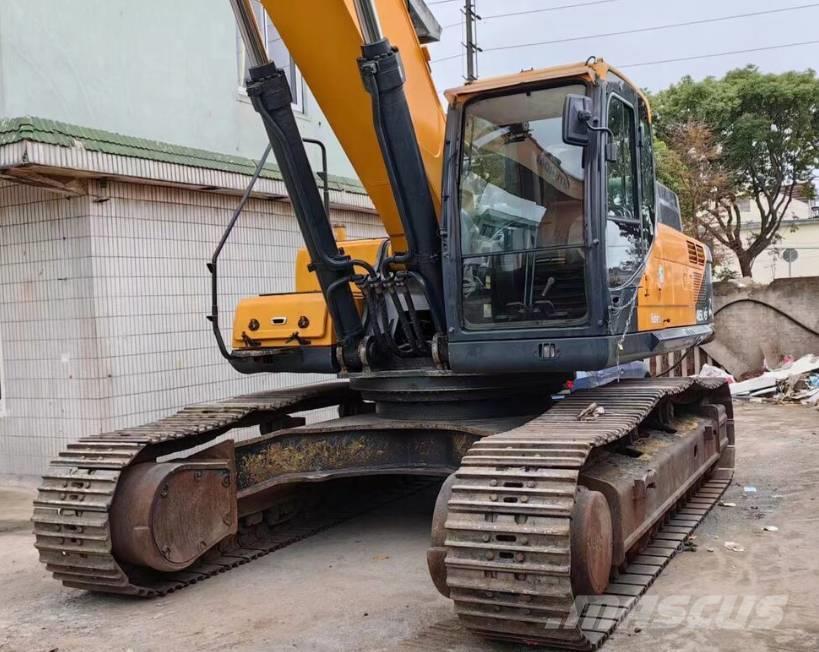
727,354,819,406
698,363,735,382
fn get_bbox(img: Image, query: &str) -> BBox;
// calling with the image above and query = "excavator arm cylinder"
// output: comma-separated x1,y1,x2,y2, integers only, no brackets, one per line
355,0,445,328
246,63,364,368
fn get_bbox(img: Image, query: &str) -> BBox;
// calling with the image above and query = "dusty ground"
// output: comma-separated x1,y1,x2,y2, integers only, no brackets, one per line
1,402,818,652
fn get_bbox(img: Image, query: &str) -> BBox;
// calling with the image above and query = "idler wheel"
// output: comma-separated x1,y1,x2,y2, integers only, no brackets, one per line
570,486,613,596
110,442,237,573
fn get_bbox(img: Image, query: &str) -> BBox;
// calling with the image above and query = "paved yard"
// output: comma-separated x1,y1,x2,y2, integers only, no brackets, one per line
1,402,818,652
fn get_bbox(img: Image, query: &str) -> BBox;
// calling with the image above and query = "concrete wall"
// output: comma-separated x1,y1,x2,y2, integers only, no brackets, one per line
0,179,383,476
703,277,819,378
0,0,357,179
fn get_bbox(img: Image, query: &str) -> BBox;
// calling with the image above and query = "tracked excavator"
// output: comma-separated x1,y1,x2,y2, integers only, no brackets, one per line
34,0,735,647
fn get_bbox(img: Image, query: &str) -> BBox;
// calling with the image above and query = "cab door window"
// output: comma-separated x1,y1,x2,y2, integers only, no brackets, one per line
638,101,656,247
606,96,642,288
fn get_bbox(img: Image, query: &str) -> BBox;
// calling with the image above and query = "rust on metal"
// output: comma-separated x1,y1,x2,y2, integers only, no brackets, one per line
570,487,613,596
33,375,736,652
110,441,237,572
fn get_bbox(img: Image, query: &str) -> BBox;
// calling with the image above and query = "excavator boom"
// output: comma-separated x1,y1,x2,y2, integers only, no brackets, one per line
262,0,446,251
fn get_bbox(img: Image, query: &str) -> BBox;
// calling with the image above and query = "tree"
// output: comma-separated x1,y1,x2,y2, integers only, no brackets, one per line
654,121,732,264
651,67,819,277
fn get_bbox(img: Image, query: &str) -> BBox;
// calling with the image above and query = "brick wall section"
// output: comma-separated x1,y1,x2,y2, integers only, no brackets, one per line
0,179,383,475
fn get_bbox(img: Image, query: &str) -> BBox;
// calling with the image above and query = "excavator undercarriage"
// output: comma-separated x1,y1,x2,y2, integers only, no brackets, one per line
35,376,733,648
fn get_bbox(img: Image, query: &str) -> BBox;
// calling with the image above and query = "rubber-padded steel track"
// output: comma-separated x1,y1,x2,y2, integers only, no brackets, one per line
443,377,731,649
33,382,369,596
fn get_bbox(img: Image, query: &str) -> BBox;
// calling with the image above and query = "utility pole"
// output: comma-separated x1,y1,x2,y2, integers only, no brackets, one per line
463,0,481,82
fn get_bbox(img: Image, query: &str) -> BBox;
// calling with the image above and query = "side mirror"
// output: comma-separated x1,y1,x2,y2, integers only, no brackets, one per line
562,94,593,146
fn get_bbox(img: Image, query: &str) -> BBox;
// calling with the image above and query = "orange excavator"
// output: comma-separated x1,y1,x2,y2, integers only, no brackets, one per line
34,1,735,647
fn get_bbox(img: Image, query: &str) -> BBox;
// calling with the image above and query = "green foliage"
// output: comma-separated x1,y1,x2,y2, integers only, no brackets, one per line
650,67,819,276
652,139,684,198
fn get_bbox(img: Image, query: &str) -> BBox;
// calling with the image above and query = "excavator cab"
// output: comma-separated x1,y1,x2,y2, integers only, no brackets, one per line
440,62,712,373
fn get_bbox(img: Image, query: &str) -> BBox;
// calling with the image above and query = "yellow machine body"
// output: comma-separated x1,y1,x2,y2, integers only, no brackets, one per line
637,224,709,331
232,236,387,349
231,54,711,354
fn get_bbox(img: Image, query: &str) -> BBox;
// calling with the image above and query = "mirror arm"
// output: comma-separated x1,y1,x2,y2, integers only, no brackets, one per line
579,111,614,138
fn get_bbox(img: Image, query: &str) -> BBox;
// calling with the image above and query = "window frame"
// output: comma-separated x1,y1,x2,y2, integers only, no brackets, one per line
236,2,304,113
638,99,657,248
605,92,644,289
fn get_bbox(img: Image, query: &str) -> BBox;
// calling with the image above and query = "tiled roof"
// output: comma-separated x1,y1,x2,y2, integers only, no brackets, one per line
0,116,366,195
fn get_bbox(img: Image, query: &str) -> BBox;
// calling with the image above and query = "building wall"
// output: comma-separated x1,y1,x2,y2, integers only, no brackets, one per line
0,178,383,476
722,195,819,282
0,0,357,179
748,221,819,283
0,181,99,475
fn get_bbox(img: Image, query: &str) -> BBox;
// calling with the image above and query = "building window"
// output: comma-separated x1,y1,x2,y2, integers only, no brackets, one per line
237,1,304,112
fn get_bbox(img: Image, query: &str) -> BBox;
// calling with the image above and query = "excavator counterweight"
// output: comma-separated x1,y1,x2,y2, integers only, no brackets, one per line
34,1,734,648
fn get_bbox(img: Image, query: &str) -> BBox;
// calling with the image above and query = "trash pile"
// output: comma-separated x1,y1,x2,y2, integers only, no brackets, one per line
729,354,819,406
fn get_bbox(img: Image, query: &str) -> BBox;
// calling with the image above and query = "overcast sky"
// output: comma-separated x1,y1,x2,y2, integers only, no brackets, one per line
423,0,819,93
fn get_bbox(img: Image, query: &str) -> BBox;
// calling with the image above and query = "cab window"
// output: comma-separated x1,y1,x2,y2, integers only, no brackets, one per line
458,84,589,328
606,95,641,288
639,101,656,247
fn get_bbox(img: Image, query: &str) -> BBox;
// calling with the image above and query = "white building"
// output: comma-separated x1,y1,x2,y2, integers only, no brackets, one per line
722,184,819,282
0,1,385,476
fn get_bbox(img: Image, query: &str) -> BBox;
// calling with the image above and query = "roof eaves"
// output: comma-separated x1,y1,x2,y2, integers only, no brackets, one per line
0,116,367,195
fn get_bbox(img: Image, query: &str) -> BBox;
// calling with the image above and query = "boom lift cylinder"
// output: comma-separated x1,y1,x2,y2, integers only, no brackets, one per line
354,0,446,330
230,0,365,369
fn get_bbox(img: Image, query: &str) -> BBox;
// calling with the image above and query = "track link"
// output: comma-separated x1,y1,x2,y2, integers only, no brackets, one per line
32,382,387,596
443,377,733,649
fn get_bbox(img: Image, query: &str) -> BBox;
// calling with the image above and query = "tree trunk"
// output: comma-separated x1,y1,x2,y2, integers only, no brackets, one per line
735,251,754,278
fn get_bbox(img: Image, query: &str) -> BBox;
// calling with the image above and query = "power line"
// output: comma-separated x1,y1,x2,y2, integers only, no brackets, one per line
440,0,615,33
619,39,819,69
431,52,466,64
480,3,819,53
483,0,616,21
